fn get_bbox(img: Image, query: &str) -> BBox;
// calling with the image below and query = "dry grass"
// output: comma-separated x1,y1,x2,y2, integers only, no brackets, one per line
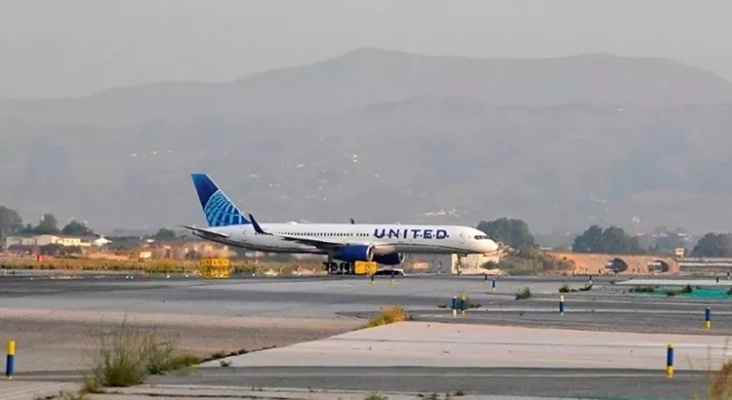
360,306,411,329
709,361,732,399
55,392,92,400
0,257,318,275
83,317,202,388
684,340,732,400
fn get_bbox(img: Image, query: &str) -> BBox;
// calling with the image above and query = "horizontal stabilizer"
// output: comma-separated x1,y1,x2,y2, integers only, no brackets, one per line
179,224,231,239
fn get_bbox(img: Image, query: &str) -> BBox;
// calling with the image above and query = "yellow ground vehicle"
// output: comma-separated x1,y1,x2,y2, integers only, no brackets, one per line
198,257,231,278
324,260,378,275
354,261,378,275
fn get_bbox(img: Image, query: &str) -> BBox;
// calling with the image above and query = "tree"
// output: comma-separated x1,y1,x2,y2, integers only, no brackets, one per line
572,225,646,255
571,225,603,253
34,213,61,235
691,233,732,257
62,220,95,236
16,213,61,235
649,233,686,255
154,228,177,240
18,223,35,234
0,206,23,239
476,217,535,251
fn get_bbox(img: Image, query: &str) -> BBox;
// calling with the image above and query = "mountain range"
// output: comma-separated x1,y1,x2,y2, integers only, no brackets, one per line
2,47,732,234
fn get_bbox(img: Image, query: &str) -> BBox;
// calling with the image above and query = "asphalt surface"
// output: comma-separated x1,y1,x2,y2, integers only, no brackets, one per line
2,272,731,399
0,273,587,318
150,367,710,399
388,293,732,335
12,366,712,399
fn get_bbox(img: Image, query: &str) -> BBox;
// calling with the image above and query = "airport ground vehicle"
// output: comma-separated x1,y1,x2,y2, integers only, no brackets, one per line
323,261,405,276
324,260,378,275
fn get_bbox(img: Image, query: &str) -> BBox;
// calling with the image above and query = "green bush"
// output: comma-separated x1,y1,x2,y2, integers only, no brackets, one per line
630,285,657,293
515,287,532,300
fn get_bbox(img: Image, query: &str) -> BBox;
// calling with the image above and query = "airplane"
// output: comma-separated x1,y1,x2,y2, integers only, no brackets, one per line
181,173,499,272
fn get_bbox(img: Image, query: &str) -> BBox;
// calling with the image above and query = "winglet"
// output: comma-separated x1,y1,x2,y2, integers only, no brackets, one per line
350,218,355,224
248,213,267,235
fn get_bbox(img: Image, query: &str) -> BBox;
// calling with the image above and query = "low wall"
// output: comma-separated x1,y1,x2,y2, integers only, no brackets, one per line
548,252,679,275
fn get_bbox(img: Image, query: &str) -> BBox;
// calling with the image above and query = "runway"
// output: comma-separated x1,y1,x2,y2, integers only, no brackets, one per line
2,272,730,399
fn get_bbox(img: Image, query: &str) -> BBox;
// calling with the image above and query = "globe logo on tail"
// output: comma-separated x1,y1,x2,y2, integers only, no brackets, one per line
203,190,249,227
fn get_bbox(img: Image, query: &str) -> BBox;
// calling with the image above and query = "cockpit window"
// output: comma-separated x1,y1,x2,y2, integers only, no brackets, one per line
474,235,490,240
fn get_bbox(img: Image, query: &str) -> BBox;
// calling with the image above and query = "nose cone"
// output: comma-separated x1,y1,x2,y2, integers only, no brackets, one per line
484,239,499,253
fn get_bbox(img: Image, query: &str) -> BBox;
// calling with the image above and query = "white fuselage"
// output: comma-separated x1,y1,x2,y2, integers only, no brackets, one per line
193,222,498,256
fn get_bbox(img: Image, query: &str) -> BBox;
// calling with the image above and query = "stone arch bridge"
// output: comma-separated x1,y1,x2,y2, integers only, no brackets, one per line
548,252,679,275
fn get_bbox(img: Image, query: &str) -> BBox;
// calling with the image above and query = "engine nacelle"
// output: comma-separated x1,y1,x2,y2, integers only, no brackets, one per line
334,245,374,262
373,253,406,266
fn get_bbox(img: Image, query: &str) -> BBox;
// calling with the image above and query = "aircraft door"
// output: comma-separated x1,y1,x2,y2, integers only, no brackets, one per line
459,232,466,244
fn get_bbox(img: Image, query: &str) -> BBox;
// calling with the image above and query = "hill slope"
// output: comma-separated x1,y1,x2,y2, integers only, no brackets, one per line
2,48,731,126
2,48,732,233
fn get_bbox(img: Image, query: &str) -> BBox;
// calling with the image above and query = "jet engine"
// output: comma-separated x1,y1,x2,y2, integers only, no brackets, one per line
334,245,374,262
373,253,406,265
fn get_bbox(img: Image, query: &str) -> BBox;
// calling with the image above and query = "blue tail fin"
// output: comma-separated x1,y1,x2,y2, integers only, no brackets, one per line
190,173,250,227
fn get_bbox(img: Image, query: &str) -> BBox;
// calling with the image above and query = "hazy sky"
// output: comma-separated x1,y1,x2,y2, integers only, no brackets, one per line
2,0,732,99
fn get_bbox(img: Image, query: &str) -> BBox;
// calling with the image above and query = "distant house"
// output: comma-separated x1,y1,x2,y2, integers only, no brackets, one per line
136,238,234,260
34,235,83,247
94,236,112,246
79,236,112,247
4,235,37,249
6,244,40,254
4,234,104,249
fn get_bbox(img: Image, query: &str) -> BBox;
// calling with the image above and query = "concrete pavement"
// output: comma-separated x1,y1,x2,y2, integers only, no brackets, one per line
3,273,731,399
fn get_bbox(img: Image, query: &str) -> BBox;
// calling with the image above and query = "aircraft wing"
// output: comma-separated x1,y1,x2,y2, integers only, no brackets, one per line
179,224,231,239
248,214,363,249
